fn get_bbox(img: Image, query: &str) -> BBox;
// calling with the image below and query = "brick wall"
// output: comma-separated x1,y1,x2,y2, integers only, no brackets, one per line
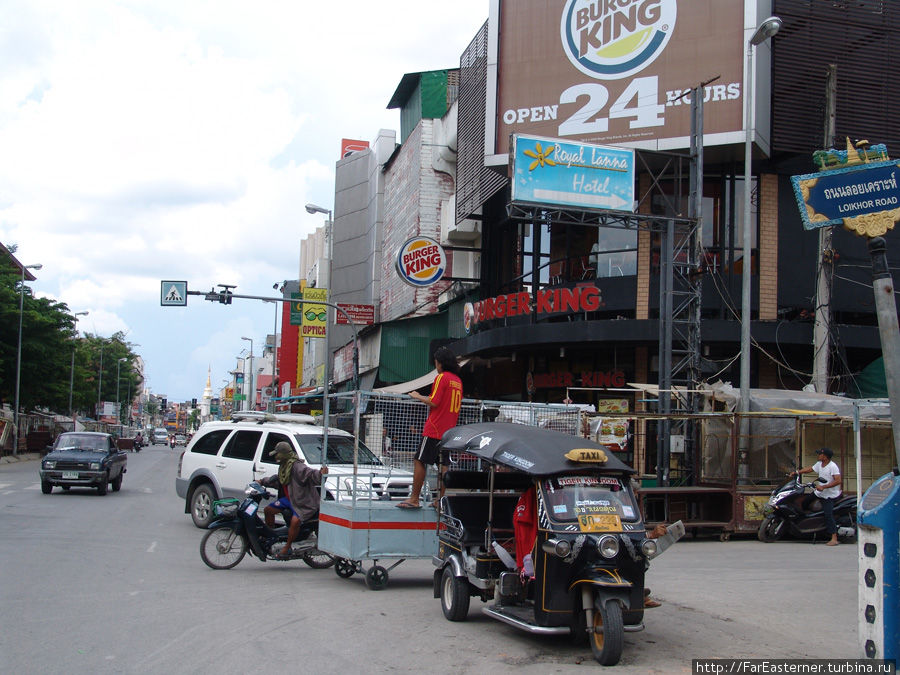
759,173,779,321
382,120,455,322
636,174,652,320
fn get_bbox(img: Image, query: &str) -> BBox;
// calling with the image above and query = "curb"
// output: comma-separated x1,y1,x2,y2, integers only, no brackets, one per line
0,453,40,464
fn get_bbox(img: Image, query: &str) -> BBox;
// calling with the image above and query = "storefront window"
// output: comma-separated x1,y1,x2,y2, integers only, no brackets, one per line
590,227,637,277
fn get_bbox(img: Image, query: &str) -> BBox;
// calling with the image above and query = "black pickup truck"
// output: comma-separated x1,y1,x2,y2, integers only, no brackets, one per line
40,431,128,495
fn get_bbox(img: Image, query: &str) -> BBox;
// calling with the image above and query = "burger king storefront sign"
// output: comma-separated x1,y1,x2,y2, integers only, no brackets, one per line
464,285,604,333
396,237,446,287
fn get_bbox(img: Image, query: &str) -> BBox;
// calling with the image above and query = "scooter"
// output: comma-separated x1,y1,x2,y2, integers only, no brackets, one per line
200,482,335,570
757,473,856,543
169,437,176,449
133,437,143,453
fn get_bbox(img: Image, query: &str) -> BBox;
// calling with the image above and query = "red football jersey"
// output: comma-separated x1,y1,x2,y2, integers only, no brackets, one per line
422,371,463,439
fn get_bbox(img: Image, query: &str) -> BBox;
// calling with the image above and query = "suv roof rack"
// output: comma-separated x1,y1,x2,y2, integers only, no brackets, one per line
230,411,317,425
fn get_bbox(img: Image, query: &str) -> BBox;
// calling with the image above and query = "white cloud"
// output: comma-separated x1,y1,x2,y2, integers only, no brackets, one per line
1,0,489,400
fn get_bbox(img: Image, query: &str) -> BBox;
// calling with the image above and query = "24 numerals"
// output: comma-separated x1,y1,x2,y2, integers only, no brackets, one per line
558,76,665,137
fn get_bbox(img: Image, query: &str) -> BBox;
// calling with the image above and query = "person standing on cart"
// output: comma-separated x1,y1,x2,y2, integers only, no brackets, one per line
259,441,328,557
398,346,463,509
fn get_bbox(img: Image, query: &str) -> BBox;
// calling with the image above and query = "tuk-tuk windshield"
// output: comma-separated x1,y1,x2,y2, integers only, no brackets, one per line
541,475,639,525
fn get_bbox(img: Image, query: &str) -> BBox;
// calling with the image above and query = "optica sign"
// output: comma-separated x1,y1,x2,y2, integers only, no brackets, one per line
396,237,446,287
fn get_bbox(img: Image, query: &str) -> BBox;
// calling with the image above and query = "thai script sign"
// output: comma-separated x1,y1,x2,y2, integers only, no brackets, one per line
511,134,635,211
791,160,900,235
336,303,375,325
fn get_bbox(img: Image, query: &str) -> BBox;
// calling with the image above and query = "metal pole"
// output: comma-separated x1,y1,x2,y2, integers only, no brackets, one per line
867,237,900,467
739,36,755,455
97,345,103,415
13,262,41,455
323,209,333,459
271,299,278,412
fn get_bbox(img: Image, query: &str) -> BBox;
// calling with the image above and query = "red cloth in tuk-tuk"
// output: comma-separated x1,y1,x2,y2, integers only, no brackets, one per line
513,486,537,573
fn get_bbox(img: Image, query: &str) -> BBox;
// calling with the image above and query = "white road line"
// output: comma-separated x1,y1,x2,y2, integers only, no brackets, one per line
24,484,41,490
147,541,157,553
0,483,12,490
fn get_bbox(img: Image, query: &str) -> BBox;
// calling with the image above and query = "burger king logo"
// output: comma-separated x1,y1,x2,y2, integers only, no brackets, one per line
560,0,677,80
463,302,475,334
396,237,446,287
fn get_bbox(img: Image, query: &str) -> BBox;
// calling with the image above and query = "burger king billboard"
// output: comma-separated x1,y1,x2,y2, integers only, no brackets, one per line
486,0,769,164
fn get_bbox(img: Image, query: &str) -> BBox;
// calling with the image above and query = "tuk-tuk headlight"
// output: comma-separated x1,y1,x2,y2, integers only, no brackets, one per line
541,538,572,558
597,535,620,559
640,539,658,558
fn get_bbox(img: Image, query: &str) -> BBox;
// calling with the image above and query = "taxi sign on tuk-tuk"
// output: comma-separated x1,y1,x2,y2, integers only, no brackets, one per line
564,448,609,464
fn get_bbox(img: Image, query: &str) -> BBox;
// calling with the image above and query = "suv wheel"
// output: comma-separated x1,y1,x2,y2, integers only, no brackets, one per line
190,484,216,528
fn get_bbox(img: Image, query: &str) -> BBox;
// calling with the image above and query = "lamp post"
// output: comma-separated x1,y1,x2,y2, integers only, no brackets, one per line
97,344,104,416
739,16,782,473
305,203,333,430
69,311,89,419
13,262,42,456
116,357,127,425
241,337,253,411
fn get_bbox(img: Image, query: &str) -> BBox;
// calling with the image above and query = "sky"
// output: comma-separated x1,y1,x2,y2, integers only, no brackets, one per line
0,0,489,403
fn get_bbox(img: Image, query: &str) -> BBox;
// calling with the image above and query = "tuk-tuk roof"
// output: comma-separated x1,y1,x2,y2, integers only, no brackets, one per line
440,423,636,476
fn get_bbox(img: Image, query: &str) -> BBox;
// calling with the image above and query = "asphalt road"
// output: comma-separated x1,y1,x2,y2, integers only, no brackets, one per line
0,446,861,674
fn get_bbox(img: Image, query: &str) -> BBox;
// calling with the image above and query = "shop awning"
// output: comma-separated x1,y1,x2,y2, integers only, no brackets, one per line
375,359,470,394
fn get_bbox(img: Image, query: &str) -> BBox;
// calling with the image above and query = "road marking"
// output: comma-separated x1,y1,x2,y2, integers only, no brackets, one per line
140,487,153,493
24,484,41,490
0,483,12,490
147,541,157,553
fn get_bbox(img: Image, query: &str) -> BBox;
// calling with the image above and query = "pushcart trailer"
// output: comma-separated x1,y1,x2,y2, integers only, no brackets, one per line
317,472,439,590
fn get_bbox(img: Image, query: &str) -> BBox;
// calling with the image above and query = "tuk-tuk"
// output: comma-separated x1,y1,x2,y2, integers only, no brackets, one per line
433,423,683,666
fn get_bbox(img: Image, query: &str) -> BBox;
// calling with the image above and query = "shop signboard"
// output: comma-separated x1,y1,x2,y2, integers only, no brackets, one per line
487,0,749,164
301,288,328,339
395,237,446,287
511,134,634,211
336,303,375,325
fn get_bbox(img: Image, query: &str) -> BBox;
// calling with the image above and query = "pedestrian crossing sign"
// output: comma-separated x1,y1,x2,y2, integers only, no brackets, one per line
161,280,188,306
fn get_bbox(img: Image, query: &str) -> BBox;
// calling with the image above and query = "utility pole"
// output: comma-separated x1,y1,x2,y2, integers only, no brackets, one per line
812,64,837,393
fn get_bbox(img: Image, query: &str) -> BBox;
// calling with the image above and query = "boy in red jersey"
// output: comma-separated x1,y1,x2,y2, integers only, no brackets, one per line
397,346,463,509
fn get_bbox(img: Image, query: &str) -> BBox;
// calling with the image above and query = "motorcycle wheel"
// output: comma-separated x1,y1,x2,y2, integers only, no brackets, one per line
757,515,786,543
440,566,470,621
200,527,248,570
590,595,624,666
302,550,335,569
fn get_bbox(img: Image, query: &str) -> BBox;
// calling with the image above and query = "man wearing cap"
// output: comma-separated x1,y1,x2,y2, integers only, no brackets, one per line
258,441,328,558
791,447,842,546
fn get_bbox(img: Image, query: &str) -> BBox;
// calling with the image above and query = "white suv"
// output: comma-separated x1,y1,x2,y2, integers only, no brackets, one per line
176,412,414,527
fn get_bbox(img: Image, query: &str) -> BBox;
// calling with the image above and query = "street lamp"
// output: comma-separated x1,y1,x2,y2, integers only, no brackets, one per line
305,203,333,428
241,337,253,411
739,15,781,472
116,357,127,425
69,311,89,419
13,262,42,456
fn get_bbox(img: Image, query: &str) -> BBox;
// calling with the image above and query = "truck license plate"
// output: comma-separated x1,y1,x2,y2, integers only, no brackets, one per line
62,471,78,479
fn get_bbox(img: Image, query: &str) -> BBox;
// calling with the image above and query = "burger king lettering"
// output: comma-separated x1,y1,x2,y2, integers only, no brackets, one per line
395,237,446,287
470,286,603,326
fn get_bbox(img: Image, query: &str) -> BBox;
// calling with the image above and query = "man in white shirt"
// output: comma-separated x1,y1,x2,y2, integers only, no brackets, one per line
792,447,842,546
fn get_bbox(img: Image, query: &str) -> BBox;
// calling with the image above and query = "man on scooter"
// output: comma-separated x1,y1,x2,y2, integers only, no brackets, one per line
258,442,328,558
791,447,842,546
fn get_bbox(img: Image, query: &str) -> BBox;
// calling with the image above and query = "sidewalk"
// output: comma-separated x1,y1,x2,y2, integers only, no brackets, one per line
0,453,40,464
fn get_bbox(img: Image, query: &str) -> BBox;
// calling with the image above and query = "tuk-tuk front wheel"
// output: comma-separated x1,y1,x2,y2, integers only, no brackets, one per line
440,567,470,621
590,595,624,666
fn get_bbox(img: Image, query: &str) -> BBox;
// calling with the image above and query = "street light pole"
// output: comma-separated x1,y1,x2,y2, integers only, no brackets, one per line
97,345,104,416
116,357,127,425
739,16,781,476
69,311,89,420
13,262,42,456
305,203,333,434
241,337,253,411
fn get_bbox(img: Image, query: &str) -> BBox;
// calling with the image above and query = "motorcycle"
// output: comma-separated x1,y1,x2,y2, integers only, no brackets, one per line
133,437,143,453
433,423,683,667
757,473,857,543
169,436,176,449
200,482,335,570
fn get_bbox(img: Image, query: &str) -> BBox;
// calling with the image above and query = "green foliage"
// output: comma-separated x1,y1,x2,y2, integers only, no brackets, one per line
0,266,143,418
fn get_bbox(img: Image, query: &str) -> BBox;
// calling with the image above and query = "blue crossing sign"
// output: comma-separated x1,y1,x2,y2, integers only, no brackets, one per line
161,280,188,306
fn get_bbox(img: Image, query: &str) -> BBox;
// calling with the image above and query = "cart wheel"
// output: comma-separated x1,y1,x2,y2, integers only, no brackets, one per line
719,531,731,542
334,557,356,579
365,565,389,591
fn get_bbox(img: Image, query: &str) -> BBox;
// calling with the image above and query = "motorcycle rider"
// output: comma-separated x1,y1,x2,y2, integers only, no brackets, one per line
791,447,842,546
258,441,328,558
